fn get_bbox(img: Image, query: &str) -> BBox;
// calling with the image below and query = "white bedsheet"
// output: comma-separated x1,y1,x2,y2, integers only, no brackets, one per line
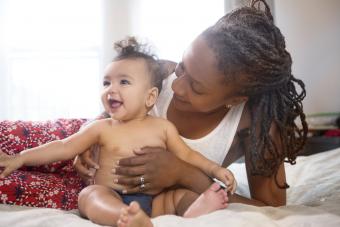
1,148,340,227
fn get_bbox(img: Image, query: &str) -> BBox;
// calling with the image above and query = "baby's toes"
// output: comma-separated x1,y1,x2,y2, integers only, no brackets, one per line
209,182,221,192
117,219,127,227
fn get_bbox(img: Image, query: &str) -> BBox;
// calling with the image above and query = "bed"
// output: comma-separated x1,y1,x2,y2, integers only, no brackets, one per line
0,120,340,226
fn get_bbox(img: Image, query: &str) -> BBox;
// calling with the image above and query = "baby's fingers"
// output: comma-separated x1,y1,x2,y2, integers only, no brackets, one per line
0,166,13,179
0,150,10,160
227,178,237,194
232,180,237,194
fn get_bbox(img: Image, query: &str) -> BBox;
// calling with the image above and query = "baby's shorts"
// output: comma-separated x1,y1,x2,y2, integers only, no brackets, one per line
117,192,153,216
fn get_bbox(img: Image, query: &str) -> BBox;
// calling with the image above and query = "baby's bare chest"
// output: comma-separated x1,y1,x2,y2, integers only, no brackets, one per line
101,124,166,156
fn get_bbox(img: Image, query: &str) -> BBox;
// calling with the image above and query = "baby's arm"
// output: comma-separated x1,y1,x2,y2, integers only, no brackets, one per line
165,121,236,193
0,120,104,178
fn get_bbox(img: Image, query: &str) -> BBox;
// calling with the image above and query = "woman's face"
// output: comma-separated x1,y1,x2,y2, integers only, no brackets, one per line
172,36,239,113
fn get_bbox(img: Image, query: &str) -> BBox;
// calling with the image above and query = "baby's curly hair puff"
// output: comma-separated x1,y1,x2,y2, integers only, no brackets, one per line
112,36,166,93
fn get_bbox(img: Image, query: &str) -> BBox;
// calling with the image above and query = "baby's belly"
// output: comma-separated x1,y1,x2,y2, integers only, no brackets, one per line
94,165,128,191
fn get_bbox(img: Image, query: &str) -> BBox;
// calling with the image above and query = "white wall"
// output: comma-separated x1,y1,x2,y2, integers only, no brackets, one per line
0,0,8,118
3,0,337,117
101,0,135,69
102,0,224,63
274,0,340,114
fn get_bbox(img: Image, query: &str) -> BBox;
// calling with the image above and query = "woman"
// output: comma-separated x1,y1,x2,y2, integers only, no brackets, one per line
75,0,307,214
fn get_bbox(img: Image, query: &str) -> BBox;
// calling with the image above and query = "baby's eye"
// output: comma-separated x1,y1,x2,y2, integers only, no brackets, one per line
120,79,131,85
103,81,110,87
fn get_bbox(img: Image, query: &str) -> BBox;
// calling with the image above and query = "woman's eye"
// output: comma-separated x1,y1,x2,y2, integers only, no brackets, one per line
120,79,131,85
190,81,204,95
103,81,110,87
192,87,202,95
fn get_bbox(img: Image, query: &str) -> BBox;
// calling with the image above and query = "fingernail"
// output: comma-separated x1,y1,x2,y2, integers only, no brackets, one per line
94,165,99,169
113,178,118,183
112,168,116,173
116,160,119,165
122,190,127,194
88,172,94,177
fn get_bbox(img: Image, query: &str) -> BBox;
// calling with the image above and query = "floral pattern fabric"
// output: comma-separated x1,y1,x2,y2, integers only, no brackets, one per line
0,119,87,210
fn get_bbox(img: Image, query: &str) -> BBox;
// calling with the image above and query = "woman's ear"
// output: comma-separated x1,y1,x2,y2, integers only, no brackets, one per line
145,87,159,108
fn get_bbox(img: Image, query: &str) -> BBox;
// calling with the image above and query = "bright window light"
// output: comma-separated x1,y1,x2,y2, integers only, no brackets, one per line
131,0,225,61
2,0,102,120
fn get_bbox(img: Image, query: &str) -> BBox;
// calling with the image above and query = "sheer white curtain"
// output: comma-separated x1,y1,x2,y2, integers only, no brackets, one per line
0,0,226,121
0,0,102,120
129,0,225,62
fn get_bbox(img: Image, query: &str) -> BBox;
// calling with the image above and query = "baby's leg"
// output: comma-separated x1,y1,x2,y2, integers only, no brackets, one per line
152,183,228,217
150,188,198,217
78,185,126,226
117,183,228,227
117,189,195,227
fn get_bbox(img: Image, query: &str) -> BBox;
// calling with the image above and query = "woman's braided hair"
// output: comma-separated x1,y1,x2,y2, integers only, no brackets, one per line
202,0,308,187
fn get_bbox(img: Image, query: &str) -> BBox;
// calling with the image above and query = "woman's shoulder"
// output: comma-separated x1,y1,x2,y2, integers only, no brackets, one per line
158,59,177,79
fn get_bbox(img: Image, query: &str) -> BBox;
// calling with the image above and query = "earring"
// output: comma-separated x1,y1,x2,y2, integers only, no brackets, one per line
226,104,232,109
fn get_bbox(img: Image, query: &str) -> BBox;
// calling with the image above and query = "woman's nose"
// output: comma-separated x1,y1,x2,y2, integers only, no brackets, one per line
172,74,187,97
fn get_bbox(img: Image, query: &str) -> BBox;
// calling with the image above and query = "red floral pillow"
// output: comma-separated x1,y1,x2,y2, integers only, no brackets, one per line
0,119,87,210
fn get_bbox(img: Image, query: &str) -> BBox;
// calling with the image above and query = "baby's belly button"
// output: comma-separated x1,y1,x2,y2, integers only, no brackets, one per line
95,172,112,183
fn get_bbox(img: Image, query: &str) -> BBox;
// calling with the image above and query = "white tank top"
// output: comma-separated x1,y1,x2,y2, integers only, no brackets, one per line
150,73,245,165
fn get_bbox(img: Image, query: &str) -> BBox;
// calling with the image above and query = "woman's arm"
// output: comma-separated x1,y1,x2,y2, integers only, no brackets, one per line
226,162,286,207
241,121,286,206
228,108,286,206
222,104,287,206
158,59,177,79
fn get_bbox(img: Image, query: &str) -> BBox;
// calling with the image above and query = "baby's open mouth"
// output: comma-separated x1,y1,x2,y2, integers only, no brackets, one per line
108,99,123,109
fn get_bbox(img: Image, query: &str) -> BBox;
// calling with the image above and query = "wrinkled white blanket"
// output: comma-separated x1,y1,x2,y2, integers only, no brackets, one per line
1,148,340,227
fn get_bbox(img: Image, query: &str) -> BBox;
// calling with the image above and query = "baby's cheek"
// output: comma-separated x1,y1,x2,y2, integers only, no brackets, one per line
100,94,109,111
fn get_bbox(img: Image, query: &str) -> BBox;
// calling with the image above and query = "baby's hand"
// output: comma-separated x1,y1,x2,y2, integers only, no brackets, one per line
213,167,237,194
0,150,23,178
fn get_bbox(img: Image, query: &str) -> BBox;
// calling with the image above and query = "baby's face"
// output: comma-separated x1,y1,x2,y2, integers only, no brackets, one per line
101,58,154,121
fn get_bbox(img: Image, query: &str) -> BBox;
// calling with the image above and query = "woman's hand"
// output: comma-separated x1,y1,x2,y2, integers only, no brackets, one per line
73,145,99,185
115,147,214,195
114,147,186,194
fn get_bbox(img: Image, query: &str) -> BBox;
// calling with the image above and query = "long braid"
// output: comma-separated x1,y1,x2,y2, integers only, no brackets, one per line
202,0,308,187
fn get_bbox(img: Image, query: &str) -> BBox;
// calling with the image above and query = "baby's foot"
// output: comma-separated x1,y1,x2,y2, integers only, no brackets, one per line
183,182,228,218
117,201,153,227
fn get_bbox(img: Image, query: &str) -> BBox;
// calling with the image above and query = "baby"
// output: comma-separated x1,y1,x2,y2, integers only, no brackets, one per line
0,37,235,226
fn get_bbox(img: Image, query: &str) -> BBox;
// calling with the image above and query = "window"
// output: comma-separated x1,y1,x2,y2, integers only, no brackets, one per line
131,0,225,61
1,0,102,120
0,0,225,120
